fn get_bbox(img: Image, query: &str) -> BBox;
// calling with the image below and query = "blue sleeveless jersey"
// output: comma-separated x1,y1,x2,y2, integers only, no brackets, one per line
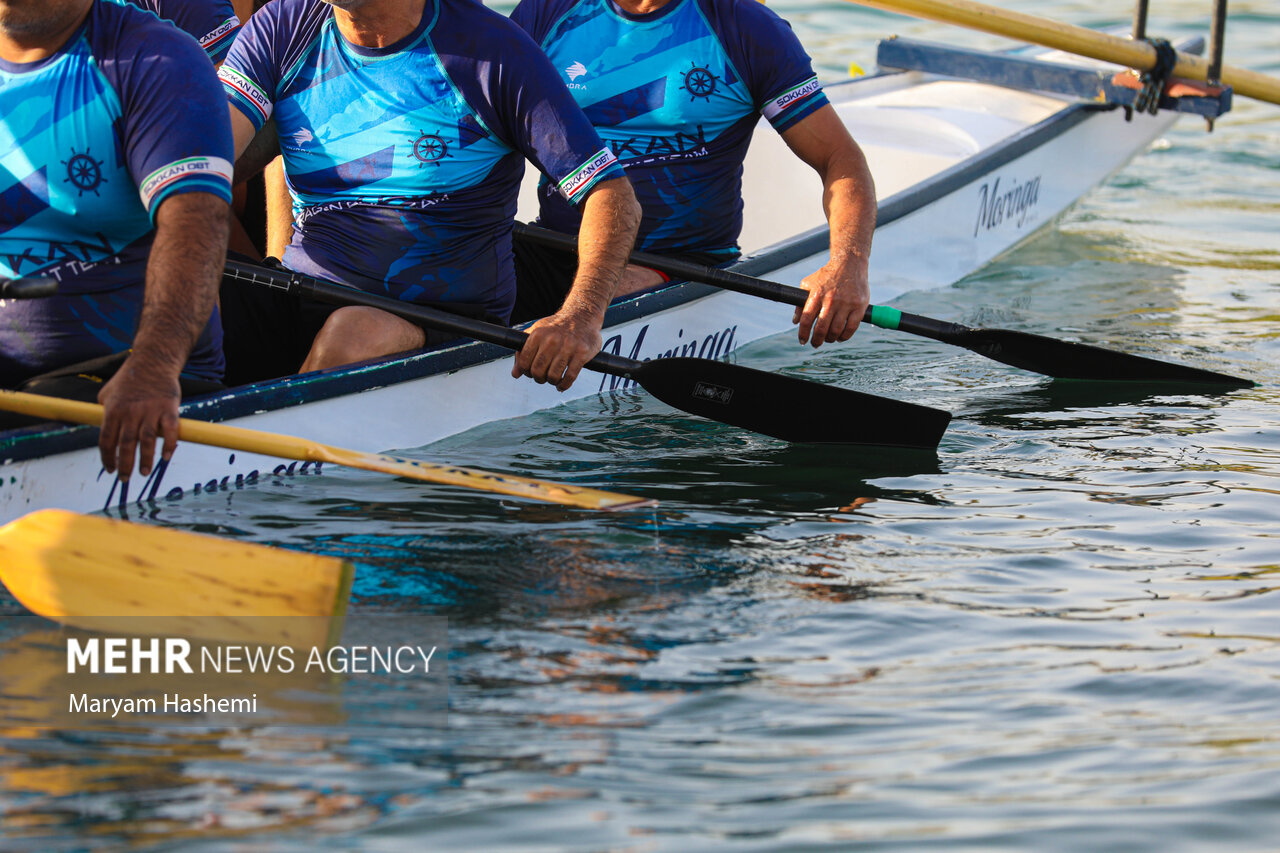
512,0,827,255
220,0,624,321
0,1,234,386
103,0,241,62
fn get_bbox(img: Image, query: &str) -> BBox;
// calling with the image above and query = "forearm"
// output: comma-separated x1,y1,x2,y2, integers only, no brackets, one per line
821,142,876,278
562,177,640,319
133,192,230,377
781,105,876,344
96,190,230,478
512,177,638,392
264,157,293,258
782,105,876,275
233,116,280,184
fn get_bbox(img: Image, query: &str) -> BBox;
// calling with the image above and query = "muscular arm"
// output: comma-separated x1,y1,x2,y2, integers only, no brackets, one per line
227,109,281,258
97,191,230,478
264,156,293,258
779,104,876,347
513,176,640,391
231,109,279,183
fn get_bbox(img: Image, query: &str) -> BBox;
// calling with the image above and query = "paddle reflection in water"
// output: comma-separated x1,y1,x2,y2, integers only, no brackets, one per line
959,380,1245,427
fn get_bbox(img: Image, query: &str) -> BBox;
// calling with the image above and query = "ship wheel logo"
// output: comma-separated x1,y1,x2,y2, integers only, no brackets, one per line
680,62,719,101
410,132,449,166
63,147,106,196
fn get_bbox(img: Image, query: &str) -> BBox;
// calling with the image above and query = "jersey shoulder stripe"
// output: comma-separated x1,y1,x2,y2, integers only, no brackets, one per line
558,147,619,202
139,156,233,211
219,66,273,125
200,15,241,58
761,75,823,122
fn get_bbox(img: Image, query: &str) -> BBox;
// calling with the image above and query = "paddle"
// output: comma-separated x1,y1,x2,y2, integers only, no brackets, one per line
0,277,58,299
514,224,1252,387
223,259,952,449
0,509,352,646
0,390,654,511
842,0,1280,106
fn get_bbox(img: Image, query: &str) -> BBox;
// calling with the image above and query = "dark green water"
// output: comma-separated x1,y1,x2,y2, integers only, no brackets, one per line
2,2,1277,849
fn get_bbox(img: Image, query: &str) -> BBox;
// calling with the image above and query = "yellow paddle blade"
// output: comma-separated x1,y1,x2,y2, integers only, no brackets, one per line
0,510,352,647
0,390,655,511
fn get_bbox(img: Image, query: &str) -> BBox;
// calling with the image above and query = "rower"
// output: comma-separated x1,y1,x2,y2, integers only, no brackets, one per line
511,0,877,348
216,0,641,392
101,0,241,64
96,0,259,257
0,0,234,480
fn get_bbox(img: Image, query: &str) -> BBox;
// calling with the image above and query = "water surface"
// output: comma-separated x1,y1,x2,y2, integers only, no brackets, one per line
2,1,1278,849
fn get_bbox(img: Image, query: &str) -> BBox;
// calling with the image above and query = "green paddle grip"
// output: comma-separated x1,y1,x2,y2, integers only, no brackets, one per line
867,305,903,331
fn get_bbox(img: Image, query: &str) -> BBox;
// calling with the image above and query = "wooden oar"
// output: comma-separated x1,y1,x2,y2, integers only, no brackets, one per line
0,509,352,646
0,390,655,511
842,0,1280,106
515,224,1252,387
223,259,952,449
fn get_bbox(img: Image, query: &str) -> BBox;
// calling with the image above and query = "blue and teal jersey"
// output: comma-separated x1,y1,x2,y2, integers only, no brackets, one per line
0,1,234,386
512,0,827,255
219,0,624,321
103,0,241,63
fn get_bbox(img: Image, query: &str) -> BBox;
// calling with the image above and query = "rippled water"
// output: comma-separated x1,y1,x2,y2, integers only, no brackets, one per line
3,1,1278,849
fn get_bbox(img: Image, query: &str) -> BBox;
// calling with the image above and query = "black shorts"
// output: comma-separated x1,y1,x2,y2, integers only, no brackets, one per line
512,236,734,325
219,270,342,386
219,259,501,386
511,239,579,325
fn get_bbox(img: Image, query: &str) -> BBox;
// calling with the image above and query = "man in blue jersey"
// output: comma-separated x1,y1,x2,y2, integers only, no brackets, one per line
512,0,876,348
103,0,240,63
0,0,234,479
217,0,640,392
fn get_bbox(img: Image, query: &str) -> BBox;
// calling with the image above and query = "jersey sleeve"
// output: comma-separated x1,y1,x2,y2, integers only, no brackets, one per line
510,0,578,47
712,0,828,133
153,0,240,62
195,7,241,63
446,13,625,206
113,23,235,217
218,3,285,130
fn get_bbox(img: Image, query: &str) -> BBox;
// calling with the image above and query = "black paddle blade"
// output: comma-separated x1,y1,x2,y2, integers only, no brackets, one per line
629,357,950,448
956,329,1254,388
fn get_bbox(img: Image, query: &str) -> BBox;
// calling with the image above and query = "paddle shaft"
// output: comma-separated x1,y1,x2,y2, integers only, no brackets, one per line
223,260,643,380
0,278,58,299
842,0,1280,105
222,259,953,448
514,223,960,339
514,223,1252,387
0,390,654,510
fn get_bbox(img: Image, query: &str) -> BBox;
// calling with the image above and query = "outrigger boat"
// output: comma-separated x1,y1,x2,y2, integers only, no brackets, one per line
0,18,1243,526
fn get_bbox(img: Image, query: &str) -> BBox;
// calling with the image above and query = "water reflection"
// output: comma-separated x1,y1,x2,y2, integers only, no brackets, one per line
960,379,1245,426
0,614,451,848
